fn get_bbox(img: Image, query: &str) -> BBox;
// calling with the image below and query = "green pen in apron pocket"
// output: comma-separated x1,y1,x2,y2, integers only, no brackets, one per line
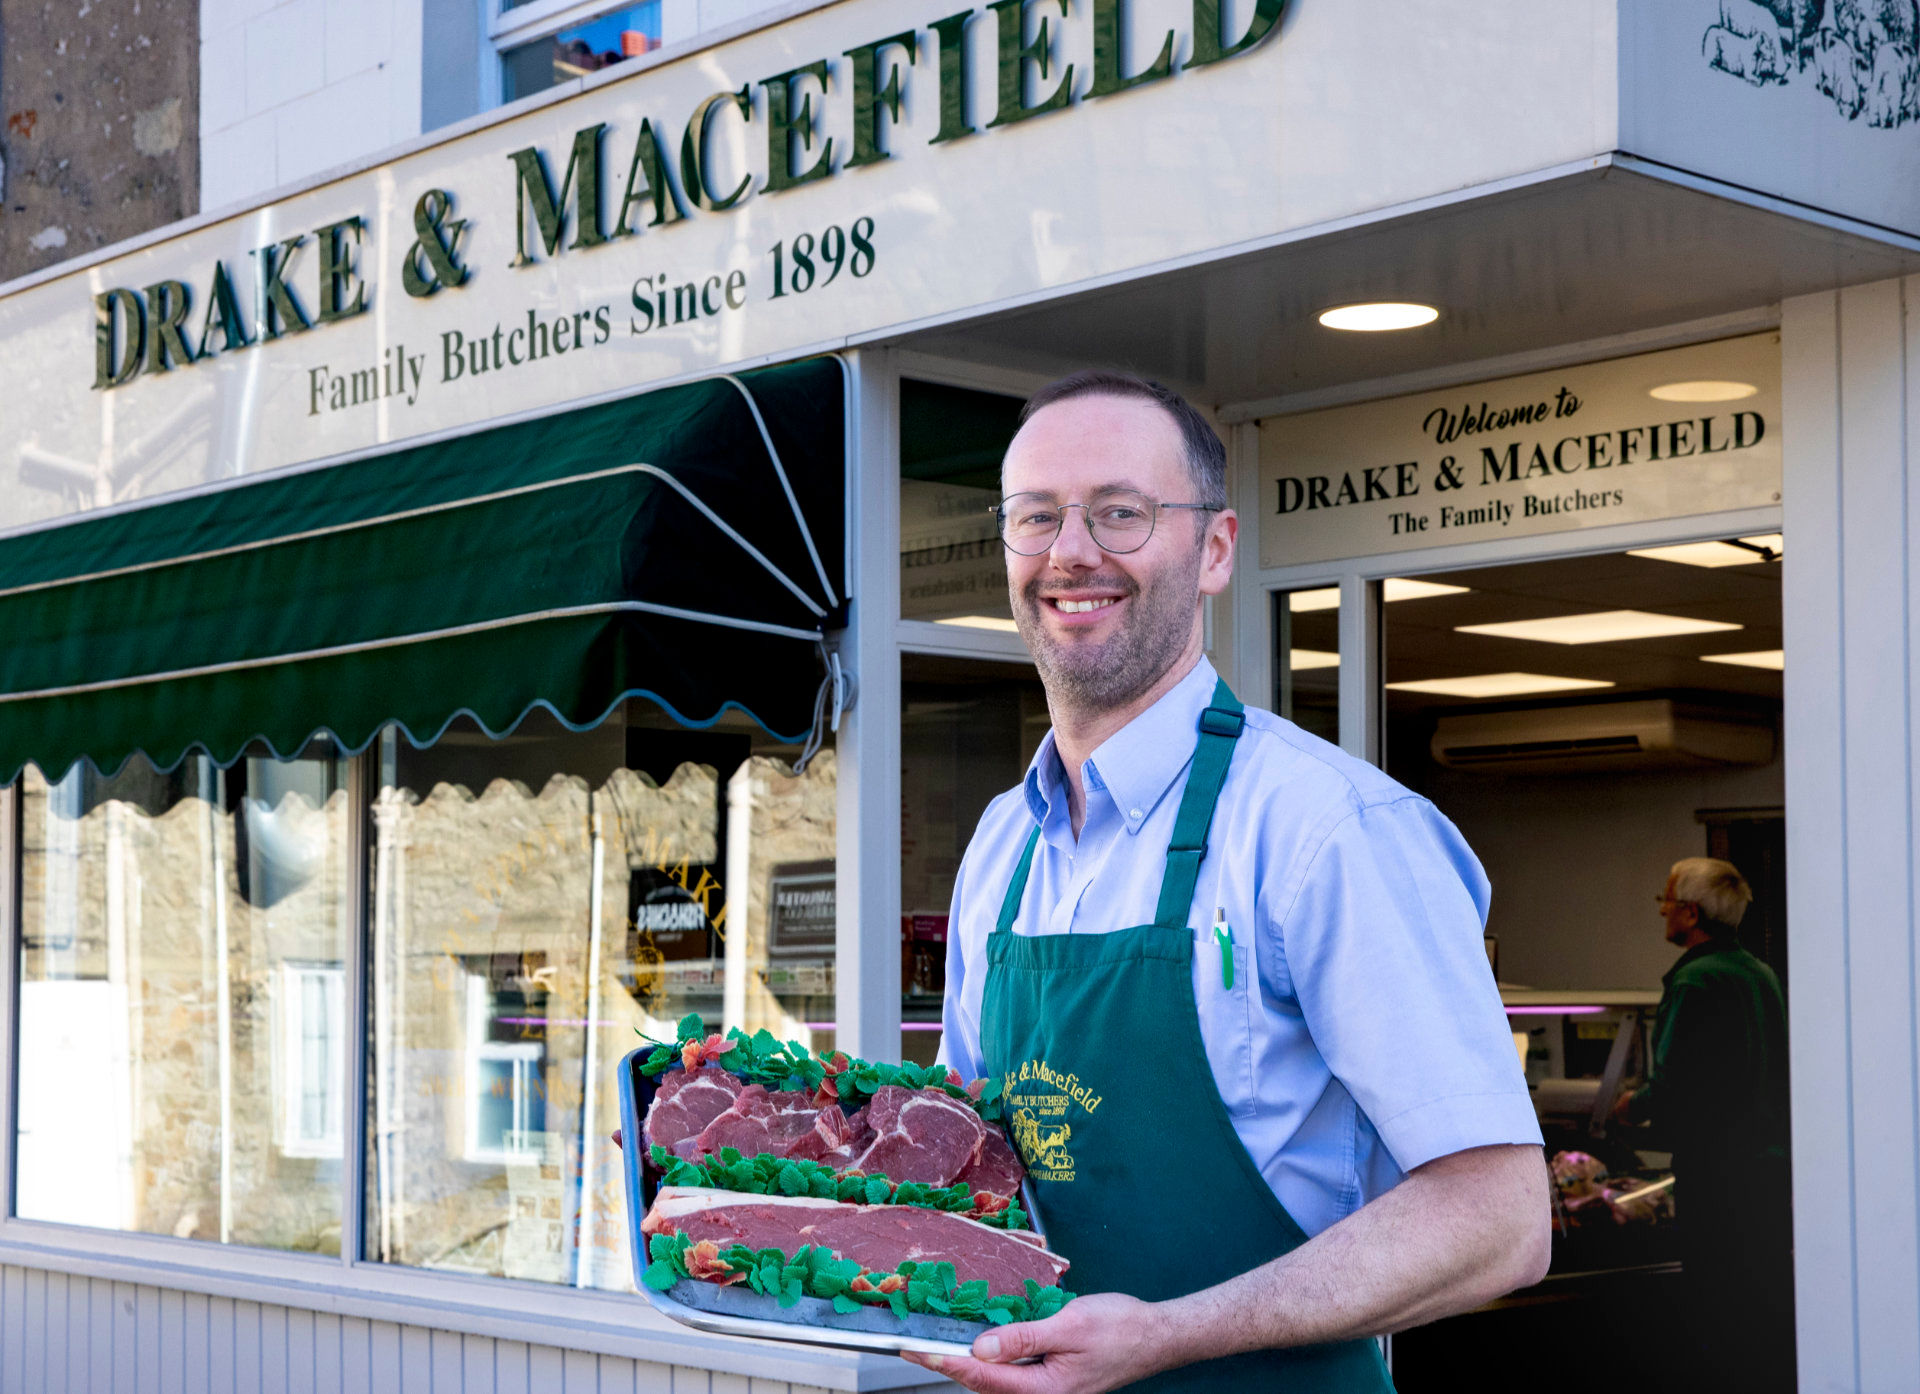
1212,906,1234,990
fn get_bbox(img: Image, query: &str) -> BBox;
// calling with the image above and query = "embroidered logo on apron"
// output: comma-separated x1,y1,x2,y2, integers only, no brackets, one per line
1002,1057,1103,1183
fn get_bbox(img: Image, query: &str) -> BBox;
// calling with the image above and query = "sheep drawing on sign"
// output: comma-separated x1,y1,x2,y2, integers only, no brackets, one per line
1706,0,1920,125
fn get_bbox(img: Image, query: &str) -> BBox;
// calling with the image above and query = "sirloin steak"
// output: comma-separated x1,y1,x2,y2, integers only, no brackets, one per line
838,1086,986,1186
643,1187,1068,1298
642,1066,744,1157
685,1084,855,1163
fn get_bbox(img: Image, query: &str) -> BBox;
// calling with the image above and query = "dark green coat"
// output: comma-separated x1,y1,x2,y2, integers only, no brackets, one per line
1627,939,1789,1169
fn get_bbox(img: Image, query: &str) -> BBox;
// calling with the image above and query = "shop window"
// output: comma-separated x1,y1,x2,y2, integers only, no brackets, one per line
1276,586,1341,743
363,699,831,1289
901,656,1048,1063
900,379,1025,629
14,747,353,1252
498,3,662,105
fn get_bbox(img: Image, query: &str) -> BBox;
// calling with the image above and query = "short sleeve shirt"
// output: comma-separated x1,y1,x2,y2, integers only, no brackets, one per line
938,658,1541,1237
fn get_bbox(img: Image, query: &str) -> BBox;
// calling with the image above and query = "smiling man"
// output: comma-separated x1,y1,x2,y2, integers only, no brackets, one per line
910,372,1549,1394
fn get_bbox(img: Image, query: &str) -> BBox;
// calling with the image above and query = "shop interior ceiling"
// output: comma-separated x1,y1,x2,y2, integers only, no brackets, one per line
1378,549,1782,713
903,165,1920,407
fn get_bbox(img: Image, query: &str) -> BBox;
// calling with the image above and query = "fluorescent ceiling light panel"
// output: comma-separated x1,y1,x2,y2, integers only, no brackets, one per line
934,615,1020,633
1291,579,1469,612
1317,302,1440,332
1700,649,1785,670
1455,610,1741,645
1388,673,1617,699
1287,649,1340,671
1647,380,1759,403
1627,533,1782,568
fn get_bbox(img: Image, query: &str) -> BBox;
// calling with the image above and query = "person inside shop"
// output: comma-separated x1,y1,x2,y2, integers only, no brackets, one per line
908,371,1550,1394
1610,857,1792,1389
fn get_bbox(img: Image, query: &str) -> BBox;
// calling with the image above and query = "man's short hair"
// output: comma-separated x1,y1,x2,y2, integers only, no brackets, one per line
1670,857,1754,929
1020,370,1228,507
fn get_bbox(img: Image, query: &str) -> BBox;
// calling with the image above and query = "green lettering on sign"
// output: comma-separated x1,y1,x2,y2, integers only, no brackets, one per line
1089,0,1173,97
509,123,609,266
195,261,253,358
761,61,836,193
614,119,688,233
93,288,144,390
253,236,312,342
987,0,1075,128
1189,0,1285,68
142,280,195,373
929,10,977,144
315,216,369,323
844,32,919,167
679,87,755,212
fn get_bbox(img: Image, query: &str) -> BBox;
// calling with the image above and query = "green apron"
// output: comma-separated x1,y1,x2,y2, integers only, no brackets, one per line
980,680,1394,1393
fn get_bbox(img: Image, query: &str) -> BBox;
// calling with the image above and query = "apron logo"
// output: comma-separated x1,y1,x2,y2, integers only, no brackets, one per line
1002,1058,1102,1184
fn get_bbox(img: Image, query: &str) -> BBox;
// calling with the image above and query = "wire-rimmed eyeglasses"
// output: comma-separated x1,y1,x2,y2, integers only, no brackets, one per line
990,489,1225,556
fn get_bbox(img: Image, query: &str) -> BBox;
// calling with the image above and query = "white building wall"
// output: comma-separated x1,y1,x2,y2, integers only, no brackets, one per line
199,0,425,211
1782,277,1920,1394
0,1265,956,1394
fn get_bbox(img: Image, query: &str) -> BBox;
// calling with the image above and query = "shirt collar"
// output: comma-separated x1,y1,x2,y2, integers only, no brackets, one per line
1021,658,1221,836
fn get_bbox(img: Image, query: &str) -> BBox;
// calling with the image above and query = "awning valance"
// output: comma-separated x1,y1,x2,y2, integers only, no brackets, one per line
0,357,846,782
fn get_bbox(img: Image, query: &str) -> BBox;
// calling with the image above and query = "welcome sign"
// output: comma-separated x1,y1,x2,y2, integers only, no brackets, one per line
1257,334,1782,568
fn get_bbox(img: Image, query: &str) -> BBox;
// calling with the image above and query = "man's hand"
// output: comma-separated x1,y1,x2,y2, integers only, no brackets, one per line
901,1294,1171,1394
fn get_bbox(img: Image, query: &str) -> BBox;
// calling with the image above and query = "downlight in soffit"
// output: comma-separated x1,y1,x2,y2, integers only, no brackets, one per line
1317,303,1440,332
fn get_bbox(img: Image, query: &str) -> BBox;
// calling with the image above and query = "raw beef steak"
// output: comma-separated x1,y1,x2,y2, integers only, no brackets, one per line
642,1066,744,1157
685,1084,855,1163
839,1086,987,1186
643,1187,1069,1297
954,1127,1026,1200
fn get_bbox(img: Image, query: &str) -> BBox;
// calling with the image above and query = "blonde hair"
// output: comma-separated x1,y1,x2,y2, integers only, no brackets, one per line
1670,857,1754,929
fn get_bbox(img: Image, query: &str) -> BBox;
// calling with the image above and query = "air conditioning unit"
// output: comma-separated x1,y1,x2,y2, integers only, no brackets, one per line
1429,699,1775,773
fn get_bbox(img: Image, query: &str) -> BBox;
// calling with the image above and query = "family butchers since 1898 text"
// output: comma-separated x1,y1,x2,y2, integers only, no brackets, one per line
1276,386,1767,538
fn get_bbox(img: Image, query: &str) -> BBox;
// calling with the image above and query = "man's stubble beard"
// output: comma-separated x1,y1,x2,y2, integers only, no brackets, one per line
1015,549,1204,715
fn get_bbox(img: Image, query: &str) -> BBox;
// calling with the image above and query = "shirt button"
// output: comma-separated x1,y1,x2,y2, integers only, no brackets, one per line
1129,808,1143,821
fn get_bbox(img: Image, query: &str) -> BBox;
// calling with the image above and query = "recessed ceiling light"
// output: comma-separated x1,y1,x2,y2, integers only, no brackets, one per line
1290,579,1469,612
1455,610,1742,645
1288,649,1340,671
1627,534,1782,568
1384,578,1469,602
1701,649,1785,670
1648,380,1759,403
1318,302,1440,332
1388,673,1617,699
934,615,1020,633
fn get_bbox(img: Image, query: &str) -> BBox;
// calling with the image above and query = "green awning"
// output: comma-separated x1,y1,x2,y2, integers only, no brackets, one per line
0,357,846,782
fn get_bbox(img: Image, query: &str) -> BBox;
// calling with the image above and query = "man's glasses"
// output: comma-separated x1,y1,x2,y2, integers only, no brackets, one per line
990,489,1224,556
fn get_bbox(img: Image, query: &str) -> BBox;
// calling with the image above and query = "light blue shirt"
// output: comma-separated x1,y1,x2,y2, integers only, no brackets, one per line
939,658,1541,1238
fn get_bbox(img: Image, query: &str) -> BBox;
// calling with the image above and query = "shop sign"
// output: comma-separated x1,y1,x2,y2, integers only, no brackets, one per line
768,860,836,957
1257,334,1782,569
0,0,1628,531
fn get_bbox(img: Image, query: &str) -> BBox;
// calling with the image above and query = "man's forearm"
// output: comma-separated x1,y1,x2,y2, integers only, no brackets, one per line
1146,1144,1550,1368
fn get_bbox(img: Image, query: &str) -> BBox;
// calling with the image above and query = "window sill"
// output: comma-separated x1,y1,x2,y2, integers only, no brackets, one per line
0,1220,934,1389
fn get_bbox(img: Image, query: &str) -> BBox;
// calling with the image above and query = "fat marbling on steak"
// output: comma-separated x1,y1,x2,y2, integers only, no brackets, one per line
642,1066,745,1158
953,1126,1027,1200
643,1187,1069,1298
835,1085,986,1185
686,1084,856,1163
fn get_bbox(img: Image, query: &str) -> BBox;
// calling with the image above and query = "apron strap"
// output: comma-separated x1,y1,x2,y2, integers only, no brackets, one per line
995,825,1043,934
1152,678,1246,929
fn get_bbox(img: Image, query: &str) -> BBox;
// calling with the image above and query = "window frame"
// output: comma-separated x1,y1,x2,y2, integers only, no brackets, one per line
278,961,349,1162
483,0,665,112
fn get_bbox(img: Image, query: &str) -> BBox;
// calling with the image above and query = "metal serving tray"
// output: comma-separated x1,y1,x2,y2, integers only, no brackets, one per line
615,1046,1040,1360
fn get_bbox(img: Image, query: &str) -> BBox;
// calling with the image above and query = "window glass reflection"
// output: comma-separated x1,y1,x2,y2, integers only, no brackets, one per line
501,4,662,103
365,702,832,1289
16,747,352,1253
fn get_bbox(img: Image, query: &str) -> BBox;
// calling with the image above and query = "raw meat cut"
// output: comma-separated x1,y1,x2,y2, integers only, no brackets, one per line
643,1066,744,1157
643,1187,1069,1297
839,1086,985,1186
685,1084,855,1163
954,1127,1026,1200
